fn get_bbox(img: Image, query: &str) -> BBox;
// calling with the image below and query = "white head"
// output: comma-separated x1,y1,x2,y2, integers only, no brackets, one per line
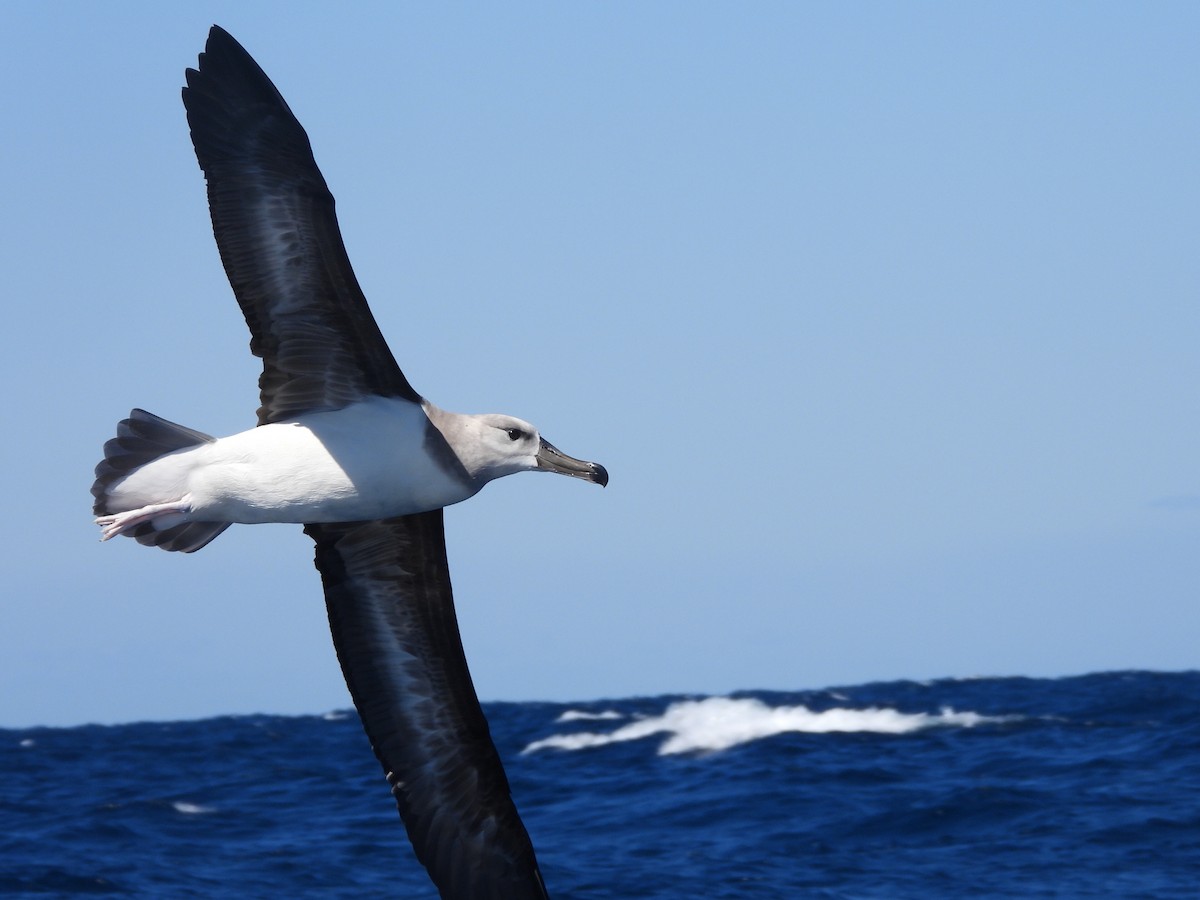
447,412,609,488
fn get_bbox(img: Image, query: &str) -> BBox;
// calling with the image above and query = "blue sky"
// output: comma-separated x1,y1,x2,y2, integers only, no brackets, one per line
2,3,1197,728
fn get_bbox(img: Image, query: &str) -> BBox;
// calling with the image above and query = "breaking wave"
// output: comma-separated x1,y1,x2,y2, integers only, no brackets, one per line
555,709,624,723
524,696,1015,755
171,801,215,815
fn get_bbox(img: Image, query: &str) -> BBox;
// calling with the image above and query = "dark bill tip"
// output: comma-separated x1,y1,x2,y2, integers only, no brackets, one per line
590,462,610,488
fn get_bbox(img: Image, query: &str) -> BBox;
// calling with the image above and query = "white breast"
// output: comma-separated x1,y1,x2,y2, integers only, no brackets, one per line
177,397,479,524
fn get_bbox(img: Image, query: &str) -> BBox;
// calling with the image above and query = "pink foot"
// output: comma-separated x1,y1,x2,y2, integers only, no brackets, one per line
96,499,192,541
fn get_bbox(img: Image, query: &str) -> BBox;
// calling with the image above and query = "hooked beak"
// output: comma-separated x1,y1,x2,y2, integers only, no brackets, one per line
535,438,609,487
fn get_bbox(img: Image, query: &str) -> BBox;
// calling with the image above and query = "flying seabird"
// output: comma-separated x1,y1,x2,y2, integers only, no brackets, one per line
92,26,606,899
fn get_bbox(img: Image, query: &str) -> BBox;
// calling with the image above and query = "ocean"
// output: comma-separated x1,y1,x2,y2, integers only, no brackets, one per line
2,670,1197,898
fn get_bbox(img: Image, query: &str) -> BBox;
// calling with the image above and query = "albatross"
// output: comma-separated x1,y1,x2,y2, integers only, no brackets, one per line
92,26,606,899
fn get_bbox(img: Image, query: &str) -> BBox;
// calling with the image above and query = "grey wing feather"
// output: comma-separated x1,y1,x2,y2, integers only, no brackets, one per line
306,515,550,900
182,26,421,424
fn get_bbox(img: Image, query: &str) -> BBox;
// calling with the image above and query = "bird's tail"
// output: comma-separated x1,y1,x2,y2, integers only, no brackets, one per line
92,409,230,553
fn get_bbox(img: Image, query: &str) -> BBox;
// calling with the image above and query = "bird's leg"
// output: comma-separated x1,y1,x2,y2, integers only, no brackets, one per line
95,499,193,541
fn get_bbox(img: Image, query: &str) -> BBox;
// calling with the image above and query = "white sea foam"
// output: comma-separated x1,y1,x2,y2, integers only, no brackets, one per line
555,709,624,723
172,801,215,815
19,738,35,748
525,697,1015,755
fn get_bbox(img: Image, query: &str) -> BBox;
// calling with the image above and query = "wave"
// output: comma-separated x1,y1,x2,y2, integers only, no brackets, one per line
524,696,1016,755
555,709,625,723
171,801,215,815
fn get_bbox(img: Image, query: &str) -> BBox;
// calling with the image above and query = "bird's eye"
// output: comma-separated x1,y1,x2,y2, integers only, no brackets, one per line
505,428,524,442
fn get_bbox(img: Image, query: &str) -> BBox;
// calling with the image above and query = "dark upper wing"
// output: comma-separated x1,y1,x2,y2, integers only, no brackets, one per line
305,514,550,900
182,26,421,424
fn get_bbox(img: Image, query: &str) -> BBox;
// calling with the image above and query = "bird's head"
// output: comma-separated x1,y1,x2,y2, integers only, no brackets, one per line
462,413,609,487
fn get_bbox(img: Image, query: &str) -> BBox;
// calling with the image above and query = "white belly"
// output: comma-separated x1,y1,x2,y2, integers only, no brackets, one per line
113,398,478,524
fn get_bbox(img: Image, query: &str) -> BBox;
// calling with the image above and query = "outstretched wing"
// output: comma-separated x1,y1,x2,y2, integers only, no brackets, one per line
306,515,550,900
182,26,421,424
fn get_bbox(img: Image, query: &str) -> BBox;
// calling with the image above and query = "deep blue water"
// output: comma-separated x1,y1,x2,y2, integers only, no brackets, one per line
2,671,1198,898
